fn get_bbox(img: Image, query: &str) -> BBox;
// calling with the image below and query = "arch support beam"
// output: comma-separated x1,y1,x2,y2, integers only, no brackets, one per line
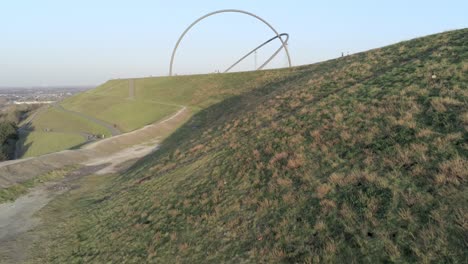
224,33,289,73
169,9,292,76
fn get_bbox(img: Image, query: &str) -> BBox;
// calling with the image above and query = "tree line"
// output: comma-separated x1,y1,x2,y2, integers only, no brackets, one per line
0,105,40,161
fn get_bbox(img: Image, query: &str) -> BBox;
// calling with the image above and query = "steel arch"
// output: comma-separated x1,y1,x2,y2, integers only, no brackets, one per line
224,33,289,73
169,9,292,76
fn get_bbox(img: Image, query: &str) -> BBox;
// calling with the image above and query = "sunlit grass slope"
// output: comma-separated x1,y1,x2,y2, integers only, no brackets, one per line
61,70,292,132
16,106,111,158
32,106,110,136
36,29,467,263
64,96,179,132
20,131,84,158
28,61,289,157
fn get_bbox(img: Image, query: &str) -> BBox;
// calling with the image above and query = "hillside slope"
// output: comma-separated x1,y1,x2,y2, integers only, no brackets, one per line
35,29,467,263
60,70,293,132
22,69,291,157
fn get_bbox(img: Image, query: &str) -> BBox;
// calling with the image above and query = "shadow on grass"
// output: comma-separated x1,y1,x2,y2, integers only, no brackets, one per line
15,122,34,159
121,69,309,179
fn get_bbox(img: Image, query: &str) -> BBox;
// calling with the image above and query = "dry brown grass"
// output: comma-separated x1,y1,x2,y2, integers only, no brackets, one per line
286,154,305,169
316,184,332,199
435,157,468,185
269,152,288,165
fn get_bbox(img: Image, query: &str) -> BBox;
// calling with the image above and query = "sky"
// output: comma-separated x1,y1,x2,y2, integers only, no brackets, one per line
1,0,467,87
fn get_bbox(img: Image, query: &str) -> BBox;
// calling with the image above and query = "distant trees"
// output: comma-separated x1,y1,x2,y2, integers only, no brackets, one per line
0,121,17,160
1,104,40,124
0,104,39,160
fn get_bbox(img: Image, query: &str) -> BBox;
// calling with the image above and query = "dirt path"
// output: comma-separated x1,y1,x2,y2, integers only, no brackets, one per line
0,165,107,263
82,106,188,154
84,139,160,175
1,139,160,242
0,106,190,190
0,140,161,263
0,185,55,263
0,106,191,262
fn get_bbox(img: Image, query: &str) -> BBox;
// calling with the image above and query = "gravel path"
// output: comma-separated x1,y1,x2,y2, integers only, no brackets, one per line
0,164,107,263
0,141,159,263
0,106,190,263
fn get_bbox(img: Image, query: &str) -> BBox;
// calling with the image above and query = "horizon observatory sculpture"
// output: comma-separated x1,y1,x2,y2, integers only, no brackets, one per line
169,9,292,76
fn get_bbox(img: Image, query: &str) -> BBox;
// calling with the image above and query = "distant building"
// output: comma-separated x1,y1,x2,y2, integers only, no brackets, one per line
13,101,56,105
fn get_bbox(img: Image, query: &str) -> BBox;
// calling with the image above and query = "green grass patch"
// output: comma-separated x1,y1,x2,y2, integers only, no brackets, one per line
64,98,179,132
20,131,85,158
32,106,111,136
31,172,117,263
61,70,292,132
0,167,74,204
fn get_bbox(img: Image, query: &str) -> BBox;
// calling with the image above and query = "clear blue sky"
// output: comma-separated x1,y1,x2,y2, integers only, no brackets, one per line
1,0,466,86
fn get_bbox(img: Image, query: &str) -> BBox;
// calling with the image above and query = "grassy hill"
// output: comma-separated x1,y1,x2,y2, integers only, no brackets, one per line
17,106,115,158
60,70,293,132
31,106,110,136
34,29,467,263
18,106,111,158
18,131,84,158
22,68,291,157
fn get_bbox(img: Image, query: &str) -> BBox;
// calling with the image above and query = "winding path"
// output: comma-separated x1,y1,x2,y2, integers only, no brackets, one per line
0,105,190,262
15,104,121,159
1,106,189,189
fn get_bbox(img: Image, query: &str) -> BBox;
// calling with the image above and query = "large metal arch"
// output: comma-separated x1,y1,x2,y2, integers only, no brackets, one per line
224,33,289,73
169,9,292,76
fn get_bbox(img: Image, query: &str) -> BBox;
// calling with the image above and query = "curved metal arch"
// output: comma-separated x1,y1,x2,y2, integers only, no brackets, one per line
224,33,289,73
169,9,292,76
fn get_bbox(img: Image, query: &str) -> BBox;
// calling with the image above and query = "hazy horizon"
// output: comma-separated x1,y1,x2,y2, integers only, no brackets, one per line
1,0,467,87
0,85,96,89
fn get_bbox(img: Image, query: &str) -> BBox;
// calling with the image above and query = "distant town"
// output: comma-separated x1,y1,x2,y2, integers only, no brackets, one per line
0,86,93,107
